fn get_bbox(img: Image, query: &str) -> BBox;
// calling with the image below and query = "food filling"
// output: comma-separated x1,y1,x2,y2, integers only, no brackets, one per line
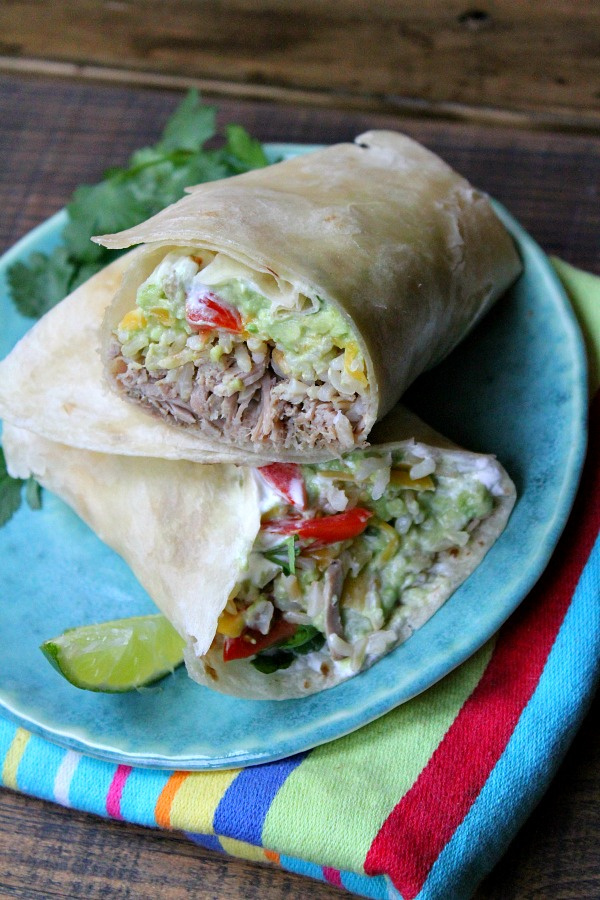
110,249,370,452
212,450,501,677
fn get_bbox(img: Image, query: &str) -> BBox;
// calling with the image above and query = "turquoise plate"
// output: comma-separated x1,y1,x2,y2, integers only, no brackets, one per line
0,145,587,769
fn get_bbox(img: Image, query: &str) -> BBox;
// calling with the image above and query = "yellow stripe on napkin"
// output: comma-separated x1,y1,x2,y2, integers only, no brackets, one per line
169,770,241,834
219,836,272,862
2,728,31,790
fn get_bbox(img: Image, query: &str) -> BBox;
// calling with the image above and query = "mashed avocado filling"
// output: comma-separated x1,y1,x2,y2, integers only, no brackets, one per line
213,450,497,676
111,249,369,451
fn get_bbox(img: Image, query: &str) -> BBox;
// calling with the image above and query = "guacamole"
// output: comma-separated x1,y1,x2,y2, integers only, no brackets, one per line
116,249,367,388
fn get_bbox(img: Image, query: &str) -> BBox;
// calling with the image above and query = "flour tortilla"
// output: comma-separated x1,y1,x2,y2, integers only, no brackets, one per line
0,256,271,465
2,407,515,700
95,130,522,461
2,423,259,655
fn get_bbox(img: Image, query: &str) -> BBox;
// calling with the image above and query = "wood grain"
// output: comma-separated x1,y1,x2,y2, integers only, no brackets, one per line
0,688,597,898
0,789,344,898
0,1,600,129
0,73,598,898
0,75,599,271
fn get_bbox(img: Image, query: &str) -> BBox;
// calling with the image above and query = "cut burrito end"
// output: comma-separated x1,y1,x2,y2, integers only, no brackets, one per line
185,439,516,699
106,248,372,455
95,130,522,459
3,407,516,702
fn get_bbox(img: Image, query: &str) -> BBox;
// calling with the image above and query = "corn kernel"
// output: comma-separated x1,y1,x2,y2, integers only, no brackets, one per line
149,307,174,326
118,308,147,331
372,518,401,563
343,343,368,386
317,470,355,482
389,469,435,491
216,610,245,637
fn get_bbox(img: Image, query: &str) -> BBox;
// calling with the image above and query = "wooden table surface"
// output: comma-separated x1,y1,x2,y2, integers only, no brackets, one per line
0,74,598,899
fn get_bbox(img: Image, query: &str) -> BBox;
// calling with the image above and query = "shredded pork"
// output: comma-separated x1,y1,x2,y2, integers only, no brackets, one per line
110,338,367,453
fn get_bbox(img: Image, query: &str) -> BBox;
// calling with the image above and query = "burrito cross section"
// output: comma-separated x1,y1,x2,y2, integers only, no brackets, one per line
96,130,522,460
109,249,370,454
188,435,515,699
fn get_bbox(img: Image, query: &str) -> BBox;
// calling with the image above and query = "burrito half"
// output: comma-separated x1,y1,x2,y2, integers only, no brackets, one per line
3,406,515,700
95,130,522,461
0,256,271,464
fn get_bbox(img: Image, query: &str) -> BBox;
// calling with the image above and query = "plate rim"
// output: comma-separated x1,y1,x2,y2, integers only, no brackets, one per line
0,143,588,769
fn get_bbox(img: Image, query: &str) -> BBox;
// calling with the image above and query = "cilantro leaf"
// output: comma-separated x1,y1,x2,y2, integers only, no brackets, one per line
25,477,43,511
278,625,324,653
250,626,325,674
63,181,150,260
224,124,270,172
0,448,24,527
7,90,270,319
7,248,76,318
156,91,216,153
0,450,44,525
250,650,294,675
263,536,299,575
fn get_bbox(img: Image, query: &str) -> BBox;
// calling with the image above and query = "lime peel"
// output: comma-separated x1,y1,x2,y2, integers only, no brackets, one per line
40,614,186,693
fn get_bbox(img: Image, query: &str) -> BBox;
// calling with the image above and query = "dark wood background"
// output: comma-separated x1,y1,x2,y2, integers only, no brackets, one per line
0,74,599,898
1,1,600,130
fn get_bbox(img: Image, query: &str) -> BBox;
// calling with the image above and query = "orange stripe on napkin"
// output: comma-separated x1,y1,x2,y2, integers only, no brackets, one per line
155,771,189,828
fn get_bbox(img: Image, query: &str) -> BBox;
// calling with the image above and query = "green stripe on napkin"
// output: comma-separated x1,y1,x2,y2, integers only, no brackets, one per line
262,641,494,873
551,257,600,395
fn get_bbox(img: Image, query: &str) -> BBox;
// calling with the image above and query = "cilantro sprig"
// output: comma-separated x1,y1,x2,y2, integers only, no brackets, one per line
7,90,269,319
2,91,270,526
250,625,326,674
263,536,300,576
0,448,42,527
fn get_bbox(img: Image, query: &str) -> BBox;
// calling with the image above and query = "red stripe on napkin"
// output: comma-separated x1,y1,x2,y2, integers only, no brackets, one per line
365,395,599,899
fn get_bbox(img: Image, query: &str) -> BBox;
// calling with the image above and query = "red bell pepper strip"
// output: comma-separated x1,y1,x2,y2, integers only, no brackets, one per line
258,463,307,510
185,288,243,333
264,507,373,544
223,618,298,662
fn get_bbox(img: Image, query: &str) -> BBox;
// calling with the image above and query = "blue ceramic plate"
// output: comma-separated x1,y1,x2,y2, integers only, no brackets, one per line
0,145,587,769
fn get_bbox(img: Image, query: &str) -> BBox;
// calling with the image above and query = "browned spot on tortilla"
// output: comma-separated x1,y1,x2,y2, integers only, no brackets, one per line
448,547,459,557
303,680,311,690
205,664,219,681
265,266,279,277
191,255,203,266
320,662,331,676
323,215,338,222
61,402,76,415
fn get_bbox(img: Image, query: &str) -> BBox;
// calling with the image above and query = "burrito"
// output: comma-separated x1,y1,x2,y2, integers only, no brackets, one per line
0,256,270,464
3,406,515,700
94,130,522,461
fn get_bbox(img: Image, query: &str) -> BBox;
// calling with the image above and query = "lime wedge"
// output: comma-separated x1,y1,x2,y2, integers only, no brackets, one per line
40,614,186,692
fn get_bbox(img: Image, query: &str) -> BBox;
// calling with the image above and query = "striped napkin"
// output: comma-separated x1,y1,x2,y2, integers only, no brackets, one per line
1,260,599,900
